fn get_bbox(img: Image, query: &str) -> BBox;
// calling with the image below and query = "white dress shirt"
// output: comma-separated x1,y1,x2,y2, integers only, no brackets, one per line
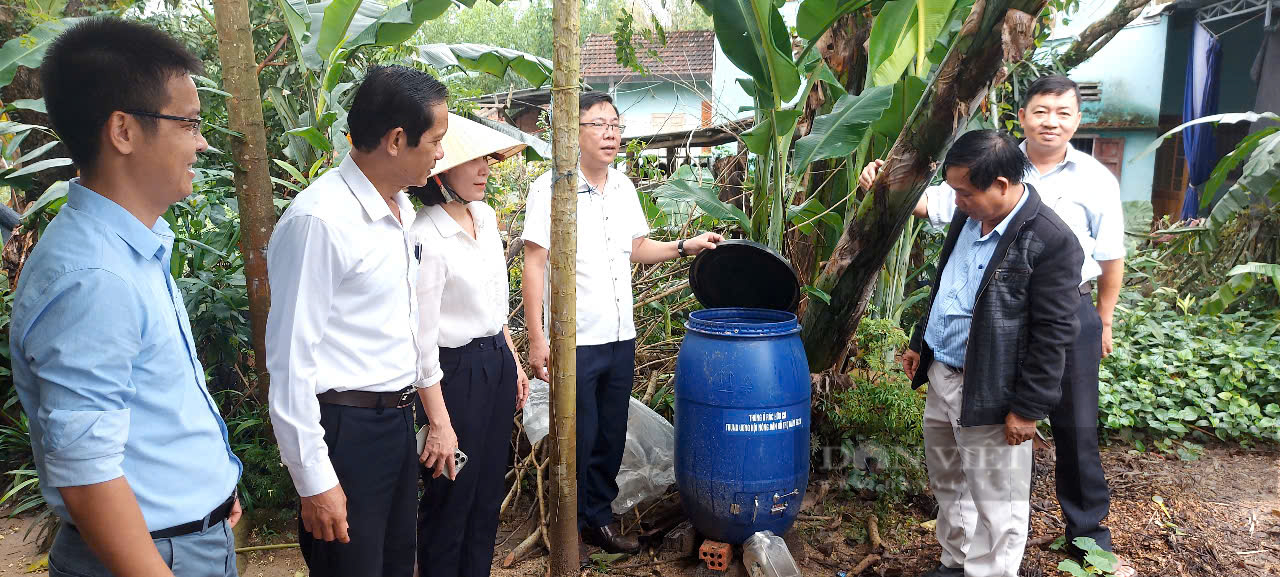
521,167,650,346
412,201,510,387
923,142,1126,283
265,155,422,497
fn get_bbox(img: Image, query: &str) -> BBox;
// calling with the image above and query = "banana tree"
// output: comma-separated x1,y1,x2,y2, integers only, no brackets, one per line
0,17,83,93
1135,111,1280,235
800,0,1052,370
692,0,895,251
269,0,459,177
270,0,554,182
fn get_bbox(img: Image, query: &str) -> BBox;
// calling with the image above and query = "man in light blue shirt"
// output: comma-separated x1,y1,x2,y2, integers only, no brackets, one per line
923,190,1030,370
10,18,241,577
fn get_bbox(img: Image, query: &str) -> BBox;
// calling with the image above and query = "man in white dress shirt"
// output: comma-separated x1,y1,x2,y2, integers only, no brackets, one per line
265,65,449,577
521,92,721,554
861,75,1133,576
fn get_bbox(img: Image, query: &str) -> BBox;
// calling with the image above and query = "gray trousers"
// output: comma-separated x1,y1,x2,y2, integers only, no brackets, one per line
923,362,1032,577
49,520,237,577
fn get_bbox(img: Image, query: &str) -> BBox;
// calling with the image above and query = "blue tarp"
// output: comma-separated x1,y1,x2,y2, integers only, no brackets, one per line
1180,21,1222,221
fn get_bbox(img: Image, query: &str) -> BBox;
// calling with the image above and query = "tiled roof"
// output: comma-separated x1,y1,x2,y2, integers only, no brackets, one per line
581,29,715,81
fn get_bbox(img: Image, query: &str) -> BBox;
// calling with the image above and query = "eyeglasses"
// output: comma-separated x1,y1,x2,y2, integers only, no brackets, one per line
123,110,203,135
580,121,625,133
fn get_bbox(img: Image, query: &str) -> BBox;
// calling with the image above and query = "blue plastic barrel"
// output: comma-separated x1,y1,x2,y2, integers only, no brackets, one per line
674,307,810,544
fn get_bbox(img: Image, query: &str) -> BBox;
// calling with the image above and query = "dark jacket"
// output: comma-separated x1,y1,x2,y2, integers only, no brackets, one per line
909,184,1084,427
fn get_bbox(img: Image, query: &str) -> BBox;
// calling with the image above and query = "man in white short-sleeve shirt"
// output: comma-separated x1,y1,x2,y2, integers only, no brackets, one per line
521,92,721,555
860,75,1133,577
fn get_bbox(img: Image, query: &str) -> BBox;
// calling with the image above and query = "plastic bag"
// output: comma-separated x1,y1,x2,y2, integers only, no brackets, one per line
521,378,675,513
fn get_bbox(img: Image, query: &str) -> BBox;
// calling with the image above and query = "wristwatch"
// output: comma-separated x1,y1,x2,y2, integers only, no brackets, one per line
677,239,687,257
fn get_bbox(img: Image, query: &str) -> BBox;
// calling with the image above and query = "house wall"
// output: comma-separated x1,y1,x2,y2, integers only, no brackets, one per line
1074,129,1161,204
1070,17,1167,130
608,80,711,139
1061,11,1167,209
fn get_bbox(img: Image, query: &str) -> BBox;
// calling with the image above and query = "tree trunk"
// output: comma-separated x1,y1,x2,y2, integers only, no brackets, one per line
800,0,1047,370
548,0,581,572
1059,0,1149,71
211,0,275,401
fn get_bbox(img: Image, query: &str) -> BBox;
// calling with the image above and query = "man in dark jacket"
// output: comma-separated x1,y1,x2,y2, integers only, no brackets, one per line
904,130,1083,577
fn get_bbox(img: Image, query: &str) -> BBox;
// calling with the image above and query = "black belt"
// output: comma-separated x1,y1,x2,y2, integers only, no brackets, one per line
317,386,416,409
69,492,235,540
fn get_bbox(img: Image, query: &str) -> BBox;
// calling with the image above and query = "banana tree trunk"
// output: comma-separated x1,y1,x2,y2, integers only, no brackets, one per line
800,0,1046,370
791,12,870,305
212,0,275,401
548,0,581,572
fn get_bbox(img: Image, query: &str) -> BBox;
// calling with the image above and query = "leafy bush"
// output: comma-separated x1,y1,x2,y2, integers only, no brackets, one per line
1099,288,1280,443
813,321,927,500
815,372,928,500
220,392,295,511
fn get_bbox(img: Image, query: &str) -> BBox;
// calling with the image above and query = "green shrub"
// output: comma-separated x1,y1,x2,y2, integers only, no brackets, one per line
815,373,928,500
1100,288,1280,443
814,321,928,501
220,392,295,511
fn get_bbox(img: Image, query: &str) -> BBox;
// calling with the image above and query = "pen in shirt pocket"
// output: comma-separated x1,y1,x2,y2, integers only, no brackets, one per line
414,242,422,263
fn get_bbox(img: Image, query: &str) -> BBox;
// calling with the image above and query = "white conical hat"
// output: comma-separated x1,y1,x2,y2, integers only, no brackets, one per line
429,113,527,177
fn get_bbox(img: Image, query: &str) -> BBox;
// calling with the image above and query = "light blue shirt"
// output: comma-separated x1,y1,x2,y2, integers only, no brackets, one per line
923,143,1126,283
924,190,1030,369
10,180,241,531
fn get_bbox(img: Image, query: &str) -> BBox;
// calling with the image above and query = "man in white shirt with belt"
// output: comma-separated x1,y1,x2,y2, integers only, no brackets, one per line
862,75,1132,576
265,66,449,577
521,92,721,554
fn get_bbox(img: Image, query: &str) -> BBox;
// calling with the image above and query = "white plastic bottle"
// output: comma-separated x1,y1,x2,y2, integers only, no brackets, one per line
742,530,803,577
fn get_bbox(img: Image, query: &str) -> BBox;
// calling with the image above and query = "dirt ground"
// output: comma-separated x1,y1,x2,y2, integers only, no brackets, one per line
1,444,1276,576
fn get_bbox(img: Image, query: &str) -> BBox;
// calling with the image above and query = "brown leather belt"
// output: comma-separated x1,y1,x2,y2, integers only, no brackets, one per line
317,386,416,409
1079,280,1095,295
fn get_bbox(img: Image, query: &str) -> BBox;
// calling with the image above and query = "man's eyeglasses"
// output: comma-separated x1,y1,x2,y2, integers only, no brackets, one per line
580,121,625,133
123,110,203,135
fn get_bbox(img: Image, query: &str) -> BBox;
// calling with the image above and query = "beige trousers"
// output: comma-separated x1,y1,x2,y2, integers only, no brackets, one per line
923,362,1033,577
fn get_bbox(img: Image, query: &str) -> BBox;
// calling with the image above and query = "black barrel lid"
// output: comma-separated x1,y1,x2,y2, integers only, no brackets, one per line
688,239,801,312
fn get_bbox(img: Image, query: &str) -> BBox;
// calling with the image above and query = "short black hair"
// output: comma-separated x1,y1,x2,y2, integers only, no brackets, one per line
1022,75,1080,109
942,130,1032,189
347,65,448,152
40,17,202,174
579,91,618,117
407,177,449,207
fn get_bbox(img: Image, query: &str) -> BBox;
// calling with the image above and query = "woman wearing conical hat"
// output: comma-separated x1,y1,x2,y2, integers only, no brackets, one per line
409,114,530,577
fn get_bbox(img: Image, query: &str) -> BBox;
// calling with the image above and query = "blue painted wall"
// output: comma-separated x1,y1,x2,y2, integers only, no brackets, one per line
1050,6,1168,207
610,80,711,139
1069,17,1168,129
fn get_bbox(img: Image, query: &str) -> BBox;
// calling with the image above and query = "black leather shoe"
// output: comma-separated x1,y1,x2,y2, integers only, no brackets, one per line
582,523,640,554
920,564,964,577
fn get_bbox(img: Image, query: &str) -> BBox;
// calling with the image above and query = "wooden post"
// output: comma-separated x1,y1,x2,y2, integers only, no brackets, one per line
548,0,581,573
211,0,275,400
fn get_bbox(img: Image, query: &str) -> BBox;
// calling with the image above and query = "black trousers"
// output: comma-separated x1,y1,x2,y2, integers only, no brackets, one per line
1049,291,1112,551
300,400,417,577
418,334,518,577
576,339,636,529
